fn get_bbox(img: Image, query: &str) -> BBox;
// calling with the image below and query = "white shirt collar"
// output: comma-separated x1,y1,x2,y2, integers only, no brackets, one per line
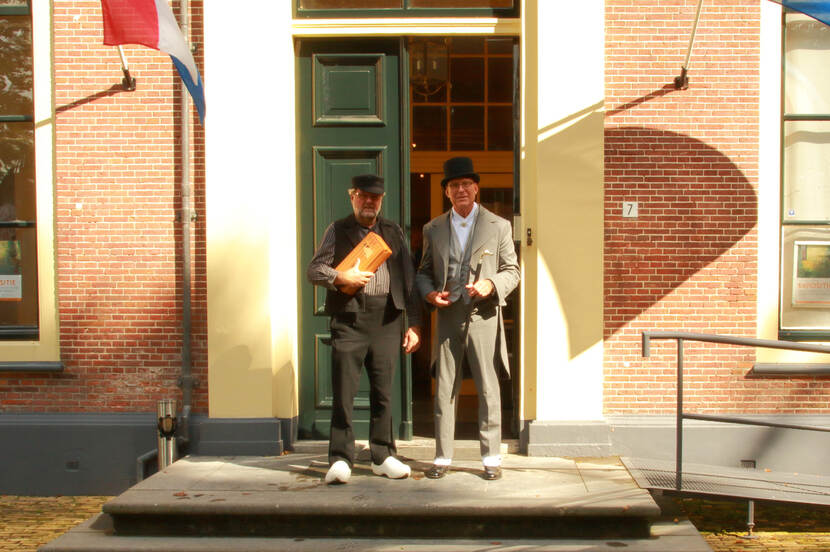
451,202,478,226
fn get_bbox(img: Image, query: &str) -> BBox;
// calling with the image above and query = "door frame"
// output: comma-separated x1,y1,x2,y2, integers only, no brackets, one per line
295,32,522,441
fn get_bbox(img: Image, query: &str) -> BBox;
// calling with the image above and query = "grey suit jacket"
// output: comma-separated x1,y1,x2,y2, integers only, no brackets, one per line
416,205,520,377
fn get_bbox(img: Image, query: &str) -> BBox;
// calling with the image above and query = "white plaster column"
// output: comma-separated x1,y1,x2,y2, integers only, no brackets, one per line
204,3,298,419
521,0,606,448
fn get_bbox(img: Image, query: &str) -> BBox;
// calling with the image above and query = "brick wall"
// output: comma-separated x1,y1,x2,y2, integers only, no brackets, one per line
605,0,830,414
0,1,207,413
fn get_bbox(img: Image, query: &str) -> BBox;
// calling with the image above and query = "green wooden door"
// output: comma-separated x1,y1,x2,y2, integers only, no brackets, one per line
297,39,411,441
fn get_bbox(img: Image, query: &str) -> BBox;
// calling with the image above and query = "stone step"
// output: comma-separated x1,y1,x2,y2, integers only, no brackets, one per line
96,453,659,540
41,513,713,552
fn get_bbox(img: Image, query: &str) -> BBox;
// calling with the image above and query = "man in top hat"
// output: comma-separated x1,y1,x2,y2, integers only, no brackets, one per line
307,174,422,484
415,157,520,481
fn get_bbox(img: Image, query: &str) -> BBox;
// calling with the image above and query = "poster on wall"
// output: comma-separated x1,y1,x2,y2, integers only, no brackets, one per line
793,241,830,306
0,240,22,301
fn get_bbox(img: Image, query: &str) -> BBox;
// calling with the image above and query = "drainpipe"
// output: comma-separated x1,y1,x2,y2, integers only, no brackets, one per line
177,0,195,448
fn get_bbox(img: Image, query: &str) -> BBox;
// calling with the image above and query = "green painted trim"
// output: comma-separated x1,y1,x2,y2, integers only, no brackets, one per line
0,324,38,340
753,363,830,375
784,114,830,121
400,38,411,238
296,41,314,440
511,39,520,216
294,2,518,19
399,36,413,441
297,10,516,19
0,115,33,122
0,361,61,372
0,6,30,16
778,330,830,341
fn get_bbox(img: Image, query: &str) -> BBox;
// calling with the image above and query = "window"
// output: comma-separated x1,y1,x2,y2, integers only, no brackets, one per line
0,1,37,340
296,0,516,18
410,37,515,153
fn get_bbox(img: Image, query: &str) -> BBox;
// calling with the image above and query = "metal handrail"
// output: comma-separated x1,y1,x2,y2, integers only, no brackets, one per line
641,331,830,491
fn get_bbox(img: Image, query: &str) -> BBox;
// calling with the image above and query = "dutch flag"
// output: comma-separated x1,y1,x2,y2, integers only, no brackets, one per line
771,1,830,27
101,0,205,124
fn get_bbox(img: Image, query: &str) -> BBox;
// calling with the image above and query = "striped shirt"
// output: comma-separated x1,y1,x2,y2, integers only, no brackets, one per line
307,222,390,296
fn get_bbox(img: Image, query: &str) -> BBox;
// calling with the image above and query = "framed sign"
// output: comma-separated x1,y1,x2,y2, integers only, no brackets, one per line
793,241,830,306
0,240,21,301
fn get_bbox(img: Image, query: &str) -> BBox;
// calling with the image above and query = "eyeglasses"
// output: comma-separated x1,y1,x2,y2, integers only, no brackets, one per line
446,180,477,190
351,190,384,202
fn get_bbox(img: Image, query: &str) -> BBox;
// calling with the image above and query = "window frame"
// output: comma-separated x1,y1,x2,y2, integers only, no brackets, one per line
0,0,60,363
0,4,38,339
779,10,830,340
409,36,516,153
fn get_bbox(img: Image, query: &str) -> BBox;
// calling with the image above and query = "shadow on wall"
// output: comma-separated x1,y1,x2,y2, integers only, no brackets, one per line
604,126,758,337
532,107,605,362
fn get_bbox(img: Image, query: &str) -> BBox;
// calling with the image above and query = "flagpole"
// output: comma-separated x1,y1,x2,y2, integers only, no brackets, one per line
116,45,136,91
674,0,704,90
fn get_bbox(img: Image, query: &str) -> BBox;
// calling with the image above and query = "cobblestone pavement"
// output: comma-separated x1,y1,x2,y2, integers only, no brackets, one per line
2,494,830,551
0,495,111,552
678,497,830,551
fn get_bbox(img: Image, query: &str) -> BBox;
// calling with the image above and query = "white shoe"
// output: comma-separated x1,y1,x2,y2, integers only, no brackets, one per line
372,456,411,479
325,460,351,484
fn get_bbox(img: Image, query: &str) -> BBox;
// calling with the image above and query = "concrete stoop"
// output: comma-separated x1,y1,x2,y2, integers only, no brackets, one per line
40,450,713,552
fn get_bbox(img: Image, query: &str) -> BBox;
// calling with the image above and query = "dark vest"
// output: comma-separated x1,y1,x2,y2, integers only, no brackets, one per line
324,215,410,315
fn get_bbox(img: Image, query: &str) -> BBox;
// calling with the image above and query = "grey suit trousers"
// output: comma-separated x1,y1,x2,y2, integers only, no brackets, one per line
434,299,501,460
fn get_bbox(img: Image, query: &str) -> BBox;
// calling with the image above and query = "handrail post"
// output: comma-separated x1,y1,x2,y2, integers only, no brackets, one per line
676,338,684,491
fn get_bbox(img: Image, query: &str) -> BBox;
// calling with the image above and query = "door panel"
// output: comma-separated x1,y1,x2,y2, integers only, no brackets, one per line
311,146,387,314
314,54,387,125
298,39,405,440
313,333,370,409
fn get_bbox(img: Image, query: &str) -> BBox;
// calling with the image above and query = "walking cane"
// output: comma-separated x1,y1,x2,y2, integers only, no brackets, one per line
461,249,494,347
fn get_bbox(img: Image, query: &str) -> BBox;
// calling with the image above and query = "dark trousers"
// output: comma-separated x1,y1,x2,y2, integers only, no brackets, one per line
329,294,402,467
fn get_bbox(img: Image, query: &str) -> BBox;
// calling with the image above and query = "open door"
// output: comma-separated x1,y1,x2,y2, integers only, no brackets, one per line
407,36,520,439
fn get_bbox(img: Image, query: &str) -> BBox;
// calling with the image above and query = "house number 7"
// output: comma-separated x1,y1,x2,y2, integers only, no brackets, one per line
622,201,638,218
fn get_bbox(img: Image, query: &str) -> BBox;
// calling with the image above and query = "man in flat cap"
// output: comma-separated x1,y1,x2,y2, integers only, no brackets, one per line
307,174,422,484
416,157,519,481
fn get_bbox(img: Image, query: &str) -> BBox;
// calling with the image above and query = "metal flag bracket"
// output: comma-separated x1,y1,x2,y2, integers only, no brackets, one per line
675,0,704,90
117,45,136,91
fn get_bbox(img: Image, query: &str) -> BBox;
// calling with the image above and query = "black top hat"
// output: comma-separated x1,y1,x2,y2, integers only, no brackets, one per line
441,156,480,188
351,174,385,195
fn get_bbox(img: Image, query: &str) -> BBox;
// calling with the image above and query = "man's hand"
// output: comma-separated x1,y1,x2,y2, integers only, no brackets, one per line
466,279,494,299
426,290,452,308
334,258,374,289
402,327,421,354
